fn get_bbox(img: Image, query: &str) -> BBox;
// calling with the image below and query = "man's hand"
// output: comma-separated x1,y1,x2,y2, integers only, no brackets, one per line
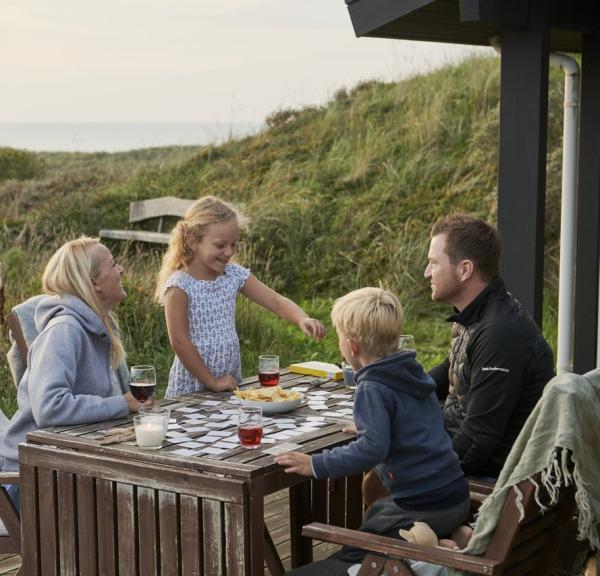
274,452,313,476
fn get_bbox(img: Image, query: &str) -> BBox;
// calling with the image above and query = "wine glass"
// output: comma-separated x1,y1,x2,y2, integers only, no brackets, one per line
129,365,156,403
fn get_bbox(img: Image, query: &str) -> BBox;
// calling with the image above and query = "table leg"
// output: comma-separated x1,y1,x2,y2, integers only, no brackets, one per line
290,481,313,568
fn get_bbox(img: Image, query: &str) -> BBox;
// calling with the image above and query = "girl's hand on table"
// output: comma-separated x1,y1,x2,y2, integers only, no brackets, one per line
124,392,144,413
274,452,313,476
299,317,326,341
211,374,238,392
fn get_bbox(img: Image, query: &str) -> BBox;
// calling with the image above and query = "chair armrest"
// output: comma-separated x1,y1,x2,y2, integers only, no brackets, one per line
302,523,501,575
0,472,20,485
468,479,495,496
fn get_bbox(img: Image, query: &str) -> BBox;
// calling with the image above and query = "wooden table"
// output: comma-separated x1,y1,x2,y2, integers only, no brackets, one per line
19,371,363,575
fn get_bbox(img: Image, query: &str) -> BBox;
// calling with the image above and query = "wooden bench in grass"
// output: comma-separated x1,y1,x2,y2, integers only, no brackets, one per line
99,196,194,245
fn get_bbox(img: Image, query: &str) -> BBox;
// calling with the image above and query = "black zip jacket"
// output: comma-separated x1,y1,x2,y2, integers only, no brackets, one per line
429,278,555,478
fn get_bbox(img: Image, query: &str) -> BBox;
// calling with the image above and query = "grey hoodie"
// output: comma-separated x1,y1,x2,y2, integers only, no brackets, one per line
0,295,128,470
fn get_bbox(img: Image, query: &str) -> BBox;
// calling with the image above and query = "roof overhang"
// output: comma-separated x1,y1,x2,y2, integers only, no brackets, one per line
345,0,600,53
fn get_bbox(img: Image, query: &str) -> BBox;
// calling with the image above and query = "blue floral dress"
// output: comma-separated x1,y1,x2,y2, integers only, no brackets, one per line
163,264,250,398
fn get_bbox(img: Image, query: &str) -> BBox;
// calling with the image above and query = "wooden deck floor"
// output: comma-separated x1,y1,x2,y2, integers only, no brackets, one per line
0,488,341,575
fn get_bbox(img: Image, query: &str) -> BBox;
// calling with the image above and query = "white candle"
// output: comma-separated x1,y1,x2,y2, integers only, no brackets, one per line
135,420,165,449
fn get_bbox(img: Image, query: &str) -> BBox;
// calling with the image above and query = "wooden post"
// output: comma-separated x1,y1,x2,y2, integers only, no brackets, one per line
574,34,600,374
497,0,550,326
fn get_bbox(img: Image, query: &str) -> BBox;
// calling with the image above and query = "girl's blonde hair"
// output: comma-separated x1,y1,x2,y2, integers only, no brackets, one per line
331,287,403,358
42,236,125,368
154,195,243,304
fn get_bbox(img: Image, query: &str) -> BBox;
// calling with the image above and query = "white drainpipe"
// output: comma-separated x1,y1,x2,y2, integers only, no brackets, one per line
550,53,580,374
490,38,580,374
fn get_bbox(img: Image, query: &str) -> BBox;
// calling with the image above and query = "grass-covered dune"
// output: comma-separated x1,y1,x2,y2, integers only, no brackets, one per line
0,55,566,415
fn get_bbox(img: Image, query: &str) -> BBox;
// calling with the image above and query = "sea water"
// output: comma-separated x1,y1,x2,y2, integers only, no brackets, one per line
0,122,261,153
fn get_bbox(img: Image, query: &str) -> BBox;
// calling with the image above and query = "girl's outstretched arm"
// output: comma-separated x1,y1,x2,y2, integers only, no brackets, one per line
164,287,237,391
241,275,325,340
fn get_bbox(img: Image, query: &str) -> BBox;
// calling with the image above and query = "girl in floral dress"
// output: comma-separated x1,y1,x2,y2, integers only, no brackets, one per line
155,196,325,398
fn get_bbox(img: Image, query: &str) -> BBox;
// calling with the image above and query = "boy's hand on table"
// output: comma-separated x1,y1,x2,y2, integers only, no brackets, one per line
299,318,326,341
342,423,357,434
274,452,313,476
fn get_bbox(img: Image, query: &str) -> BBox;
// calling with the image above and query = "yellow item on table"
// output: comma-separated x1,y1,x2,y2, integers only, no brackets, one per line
288,361,343,380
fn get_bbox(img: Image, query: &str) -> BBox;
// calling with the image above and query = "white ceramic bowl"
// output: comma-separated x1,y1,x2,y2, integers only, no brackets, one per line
239,393,304,414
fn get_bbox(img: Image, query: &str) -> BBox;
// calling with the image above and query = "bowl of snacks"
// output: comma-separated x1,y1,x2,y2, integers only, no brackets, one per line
234,386,304,414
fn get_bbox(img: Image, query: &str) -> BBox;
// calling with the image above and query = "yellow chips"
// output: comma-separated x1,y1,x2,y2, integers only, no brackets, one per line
234,386,301,402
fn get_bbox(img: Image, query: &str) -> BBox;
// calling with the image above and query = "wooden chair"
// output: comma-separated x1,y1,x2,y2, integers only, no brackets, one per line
6,295,45,388
0,409,22,573
302,473,577,575
99,196,194,244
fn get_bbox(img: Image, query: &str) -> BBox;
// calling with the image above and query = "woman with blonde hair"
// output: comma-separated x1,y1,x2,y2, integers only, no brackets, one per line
155,195,325,397
0,237,143,509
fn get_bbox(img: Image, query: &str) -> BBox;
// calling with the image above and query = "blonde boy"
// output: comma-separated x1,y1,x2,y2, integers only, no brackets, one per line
277,287,469,572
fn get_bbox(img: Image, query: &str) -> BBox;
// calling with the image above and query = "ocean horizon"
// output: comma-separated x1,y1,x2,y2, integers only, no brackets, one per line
0,122,262,153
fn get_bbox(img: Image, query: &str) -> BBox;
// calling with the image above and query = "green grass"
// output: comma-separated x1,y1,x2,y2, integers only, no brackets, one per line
0,55,565,416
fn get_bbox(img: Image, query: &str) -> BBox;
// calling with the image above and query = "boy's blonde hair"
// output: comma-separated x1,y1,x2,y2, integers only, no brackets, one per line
331,287,403,358
42,236,125,368
154,195,243,304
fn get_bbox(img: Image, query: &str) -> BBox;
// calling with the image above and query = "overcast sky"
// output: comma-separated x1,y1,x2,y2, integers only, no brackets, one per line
1,0,491,124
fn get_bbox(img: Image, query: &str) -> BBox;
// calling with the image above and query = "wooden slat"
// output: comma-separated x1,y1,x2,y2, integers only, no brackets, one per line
20,444,248,498
98,230,170,244
158,491,179,576
289,482,312,567
96,479,116,576
116,483,137,576
6,312,27,370
202,499,224,575
56,471,77,575
311,478,327,524
328,478,346,527
38,468,58,576
345,474,363,529
137,487,158,576
129,197,194,222
225,502,248,576
247,477,265,576
76,475,98,576
19,464,39,575
180,495,201,576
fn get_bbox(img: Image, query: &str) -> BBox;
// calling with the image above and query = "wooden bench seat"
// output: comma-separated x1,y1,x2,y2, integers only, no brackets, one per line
99,196,194,244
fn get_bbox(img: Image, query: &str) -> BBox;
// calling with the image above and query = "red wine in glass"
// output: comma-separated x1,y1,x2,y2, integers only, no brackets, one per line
258,370,280,387
129,382,156,403
238,426,263,448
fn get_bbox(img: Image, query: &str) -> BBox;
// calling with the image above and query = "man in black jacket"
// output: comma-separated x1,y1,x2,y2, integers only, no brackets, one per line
425,214,554,479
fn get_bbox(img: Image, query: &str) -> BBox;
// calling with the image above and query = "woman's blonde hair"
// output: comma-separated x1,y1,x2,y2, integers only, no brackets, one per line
154,195,243,304
331,287,403,358
42,236,125,368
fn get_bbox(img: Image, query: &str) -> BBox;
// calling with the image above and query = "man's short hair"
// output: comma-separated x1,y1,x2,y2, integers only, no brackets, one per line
431,214,501,281
331,287,403,358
